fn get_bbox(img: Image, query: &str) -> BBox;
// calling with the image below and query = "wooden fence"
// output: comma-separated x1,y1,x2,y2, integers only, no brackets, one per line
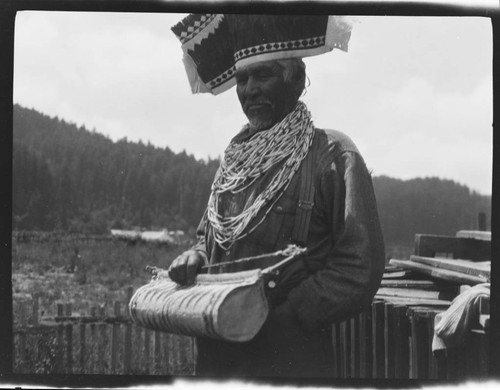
13,291,489,378
13,287,195,375
12,230,114,244
330,300,489,380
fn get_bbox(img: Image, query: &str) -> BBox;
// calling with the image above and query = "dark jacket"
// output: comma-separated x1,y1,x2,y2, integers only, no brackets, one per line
193,128,386,377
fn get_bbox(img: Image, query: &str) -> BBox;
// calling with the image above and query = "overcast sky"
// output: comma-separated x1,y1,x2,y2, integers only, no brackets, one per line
13,11,493,195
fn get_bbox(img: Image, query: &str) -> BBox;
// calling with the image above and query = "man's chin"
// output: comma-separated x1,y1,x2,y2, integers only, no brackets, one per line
248,118,275,133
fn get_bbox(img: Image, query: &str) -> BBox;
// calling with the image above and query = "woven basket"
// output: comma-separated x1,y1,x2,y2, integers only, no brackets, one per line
128,245,306,342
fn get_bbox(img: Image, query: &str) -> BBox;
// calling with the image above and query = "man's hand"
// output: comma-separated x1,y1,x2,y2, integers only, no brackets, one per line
168,250,206,285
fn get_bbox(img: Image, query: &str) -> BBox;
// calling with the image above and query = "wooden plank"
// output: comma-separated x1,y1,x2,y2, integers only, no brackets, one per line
166,332,174,374
65,304,73,374
426,313,438,380
79,323,86,374
97,307,107,374
188,337,196,374
110,302,121,374
340,320,350,378
380,279,450,289
56,324,64,373
456,230,491,241
371,301,385,378
97,323,107,374
132,324,144,374
465,329,490,378
173,333,182,374
434,349,448,379
393,305,410,379
414,234,490,261
445,346,467,380
350,316,359,378
154,330,162,374
408,308,429,379
123,325,132,374
410,256,490,280
18,301,27,373
123,287,134,374
358,309,372,379
331,323,340,377
144,328,151,374
56,304,64,373
89,307,97,374
383,271,415,279
374,296,451,307
377,287,456,301
389,259,487,285
384,303,395,379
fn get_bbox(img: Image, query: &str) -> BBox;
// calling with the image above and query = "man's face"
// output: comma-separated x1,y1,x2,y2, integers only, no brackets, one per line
235,61,298,132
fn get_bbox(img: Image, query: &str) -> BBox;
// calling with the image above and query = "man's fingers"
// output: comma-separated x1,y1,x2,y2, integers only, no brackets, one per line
168,251,204,285
186,255,202,285
168,255,187,284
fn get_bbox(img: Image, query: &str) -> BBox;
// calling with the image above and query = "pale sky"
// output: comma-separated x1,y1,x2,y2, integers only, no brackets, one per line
13,12,493,195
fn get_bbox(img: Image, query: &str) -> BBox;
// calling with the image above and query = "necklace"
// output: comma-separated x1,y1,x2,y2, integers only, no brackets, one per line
207,101,315,250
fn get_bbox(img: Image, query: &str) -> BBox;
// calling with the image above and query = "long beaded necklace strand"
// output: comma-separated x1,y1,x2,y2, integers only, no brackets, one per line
207,101,315,250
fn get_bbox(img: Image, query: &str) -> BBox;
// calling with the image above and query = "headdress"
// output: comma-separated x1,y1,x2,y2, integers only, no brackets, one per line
171,14,353,95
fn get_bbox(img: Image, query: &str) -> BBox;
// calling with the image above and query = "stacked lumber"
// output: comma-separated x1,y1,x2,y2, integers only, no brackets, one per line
376,266,458,307
389,257,490,285
377,254,490,308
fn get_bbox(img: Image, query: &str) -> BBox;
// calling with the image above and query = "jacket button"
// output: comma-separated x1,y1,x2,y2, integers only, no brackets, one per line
276,206,283,212
225,250,230,256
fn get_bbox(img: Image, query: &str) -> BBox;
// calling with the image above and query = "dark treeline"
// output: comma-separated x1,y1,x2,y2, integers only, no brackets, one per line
12,105,491,245
13,105,219,234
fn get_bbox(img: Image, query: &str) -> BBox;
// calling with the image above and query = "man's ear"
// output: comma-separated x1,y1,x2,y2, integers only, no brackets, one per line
293,69,306,100
293,78,306,101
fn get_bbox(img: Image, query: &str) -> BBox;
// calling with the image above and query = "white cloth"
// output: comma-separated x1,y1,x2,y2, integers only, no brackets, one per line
432,283,490,352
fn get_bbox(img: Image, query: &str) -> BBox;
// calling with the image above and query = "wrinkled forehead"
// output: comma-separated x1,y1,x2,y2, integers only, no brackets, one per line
235,60,283,77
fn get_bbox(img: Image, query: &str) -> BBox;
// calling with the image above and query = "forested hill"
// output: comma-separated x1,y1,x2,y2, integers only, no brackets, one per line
13,104,219,234
13,104,491,246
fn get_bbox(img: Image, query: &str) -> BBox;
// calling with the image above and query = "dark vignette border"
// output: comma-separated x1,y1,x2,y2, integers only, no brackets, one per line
0,1,498,388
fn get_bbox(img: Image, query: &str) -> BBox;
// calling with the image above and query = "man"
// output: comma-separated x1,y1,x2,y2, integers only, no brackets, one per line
169,14,385,377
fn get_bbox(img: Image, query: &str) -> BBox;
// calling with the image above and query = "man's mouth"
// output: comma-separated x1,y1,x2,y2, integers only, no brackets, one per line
245,102,271,112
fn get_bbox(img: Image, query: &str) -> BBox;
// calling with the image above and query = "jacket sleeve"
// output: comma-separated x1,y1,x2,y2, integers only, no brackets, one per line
287,150,386,331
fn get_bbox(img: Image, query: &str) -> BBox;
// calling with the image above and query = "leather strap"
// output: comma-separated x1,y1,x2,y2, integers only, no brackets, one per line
291,142,316,246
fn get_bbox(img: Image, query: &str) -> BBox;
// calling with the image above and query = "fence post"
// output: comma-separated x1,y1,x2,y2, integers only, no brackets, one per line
340,320,350,378
79,322,86,374
393,305,410,379
97,306,107,374
32,294,40,326
372,301,385,378
111,302,121,374
90,306,97,374
384,303,395,379
144,328,151,374
350,316,359,378
18,301,28,373
65,303,73,374
154,331,162,374
123,287,133,374
359,309,372,379
55,303,64,373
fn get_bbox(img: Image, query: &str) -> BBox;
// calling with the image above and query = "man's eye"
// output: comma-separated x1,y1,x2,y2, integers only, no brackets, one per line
256,72,273,80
